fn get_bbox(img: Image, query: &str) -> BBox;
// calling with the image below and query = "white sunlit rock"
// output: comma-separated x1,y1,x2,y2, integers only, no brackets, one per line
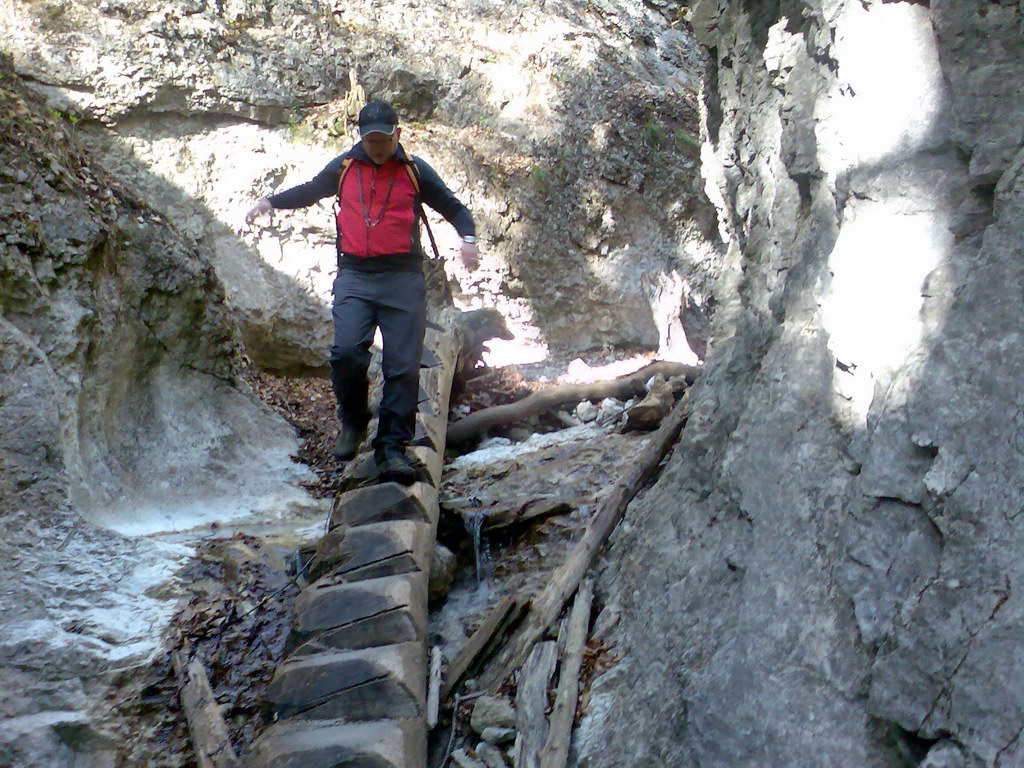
576,400,599,422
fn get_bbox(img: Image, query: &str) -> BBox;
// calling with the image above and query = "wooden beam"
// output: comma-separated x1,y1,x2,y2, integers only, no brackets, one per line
442,596,519,700
427,646,443,729
538,580,594,768
447,361,699,444
173,649,242,768
482,394,690,688
514,642,558,768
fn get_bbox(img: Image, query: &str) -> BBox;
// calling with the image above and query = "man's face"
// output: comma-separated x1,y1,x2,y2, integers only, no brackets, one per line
362,127,401,165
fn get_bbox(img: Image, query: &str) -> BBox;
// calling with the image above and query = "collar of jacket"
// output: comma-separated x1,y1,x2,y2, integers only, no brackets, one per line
345,141,411,167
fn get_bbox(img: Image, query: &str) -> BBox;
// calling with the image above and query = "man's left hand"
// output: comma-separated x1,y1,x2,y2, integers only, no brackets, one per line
460,241,480,272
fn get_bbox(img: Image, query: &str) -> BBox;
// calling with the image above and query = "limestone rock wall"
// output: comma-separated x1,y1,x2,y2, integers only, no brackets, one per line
582,2,1024,766
1,0,721,364
0,54,314,767
0,53,310,525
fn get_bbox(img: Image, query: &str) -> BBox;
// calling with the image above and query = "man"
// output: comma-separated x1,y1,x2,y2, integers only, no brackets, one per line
246,101,479,485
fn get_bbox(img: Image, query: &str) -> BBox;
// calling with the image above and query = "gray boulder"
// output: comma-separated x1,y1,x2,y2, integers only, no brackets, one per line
471,696,517,735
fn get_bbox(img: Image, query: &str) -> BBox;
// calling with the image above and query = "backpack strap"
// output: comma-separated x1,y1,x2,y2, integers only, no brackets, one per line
335,157,356,200
403,162,421,194
406,160,441,261
333,158,356,264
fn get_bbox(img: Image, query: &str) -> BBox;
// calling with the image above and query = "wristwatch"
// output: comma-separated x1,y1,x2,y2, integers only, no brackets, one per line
462,236,477,244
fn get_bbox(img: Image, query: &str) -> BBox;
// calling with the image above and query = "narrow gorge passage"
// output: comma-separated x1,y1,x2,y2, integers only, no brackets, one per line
6,1,1023,767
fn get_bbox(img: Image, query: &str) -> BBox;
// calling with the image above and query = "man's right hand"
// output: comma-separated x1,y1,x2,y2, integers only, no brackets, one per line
245,198,273,225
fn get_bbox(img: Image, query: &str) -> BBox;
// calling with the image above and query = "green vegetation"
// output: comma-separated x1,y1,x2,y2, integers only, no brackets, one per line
285,111,353,151
529,144,579,195
483,162,506,189
674,128,701,154
639,106,702,157
286,112,317,144
48,107,82,126
327,117,349,139
643,119,669,148
222,14,256,44
551,69,570,85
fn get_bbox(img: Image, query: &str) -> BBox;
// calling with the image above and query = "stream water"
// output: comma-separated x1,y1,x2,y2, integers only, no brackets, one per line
464,509,491,585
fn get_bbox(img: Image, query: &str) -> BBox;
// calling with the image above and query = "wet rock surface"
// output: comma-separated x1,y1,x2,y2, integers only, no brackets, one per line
470,697,516,734
108,535,300,768
0,52,318,768
430,542,458,604
0,55,305,522
438,422,652,602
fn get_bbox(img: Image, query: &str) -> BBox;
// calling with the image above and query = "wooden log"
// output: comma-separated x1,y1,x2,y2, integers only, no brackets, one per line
442,596,519,700
482,394,690,689
479,496,576,533
514,642,558,768
441,496,577,533
427,646,443,730
447,361,700,444
451,748,489,768
172,649,242,768
538,580,594,768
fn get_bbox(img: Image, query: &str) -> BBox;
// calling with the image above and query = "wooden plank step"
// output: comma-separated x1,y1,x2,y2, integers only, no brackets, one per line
412,418,442,453
335,457,435,494
244,719,424,768
420,344,441,368
309,521,432,583
328,483,432,529
290,572,427,653
264,644,425,722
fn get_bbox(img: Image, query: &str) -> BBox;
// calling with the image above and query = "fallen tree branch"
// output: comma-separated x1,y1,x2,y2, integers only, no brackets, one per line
172,648,242,768
539,579,594,768
447,360,699,444
481,394,690,689
514,642,559,768
442,595,520,700
428,646,443,729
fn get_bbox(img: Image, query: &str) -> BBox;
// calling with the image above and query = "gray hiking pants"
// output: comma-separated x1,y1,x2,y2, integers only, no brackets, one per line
329,269,426,457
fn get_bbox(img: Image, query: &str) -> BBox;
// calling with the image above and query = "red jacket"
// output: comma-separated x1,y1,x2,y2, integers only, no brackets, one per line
268,142,475,273
336,156,419,259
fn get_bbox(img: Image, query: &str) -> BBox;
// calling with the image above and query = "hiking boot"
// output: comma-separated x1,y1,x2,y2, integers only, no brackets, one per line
333,423,368,461
376,451,416,486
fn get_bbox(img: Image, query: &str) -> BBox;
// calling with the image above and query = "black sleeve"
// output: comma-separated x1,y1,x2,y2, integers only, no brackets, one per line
267,155,345,209
414,157,475,238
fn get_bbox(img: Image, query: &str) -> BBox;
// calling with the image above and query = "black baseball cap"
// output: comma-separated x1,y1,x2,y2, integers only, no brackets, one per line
358,101,398,137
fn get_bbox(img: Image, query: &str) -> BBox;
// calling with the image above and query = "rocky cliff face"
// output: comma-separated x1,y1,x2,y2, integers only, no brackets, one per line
2,0,720,366
0,54,314,767
583,2,1024,766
